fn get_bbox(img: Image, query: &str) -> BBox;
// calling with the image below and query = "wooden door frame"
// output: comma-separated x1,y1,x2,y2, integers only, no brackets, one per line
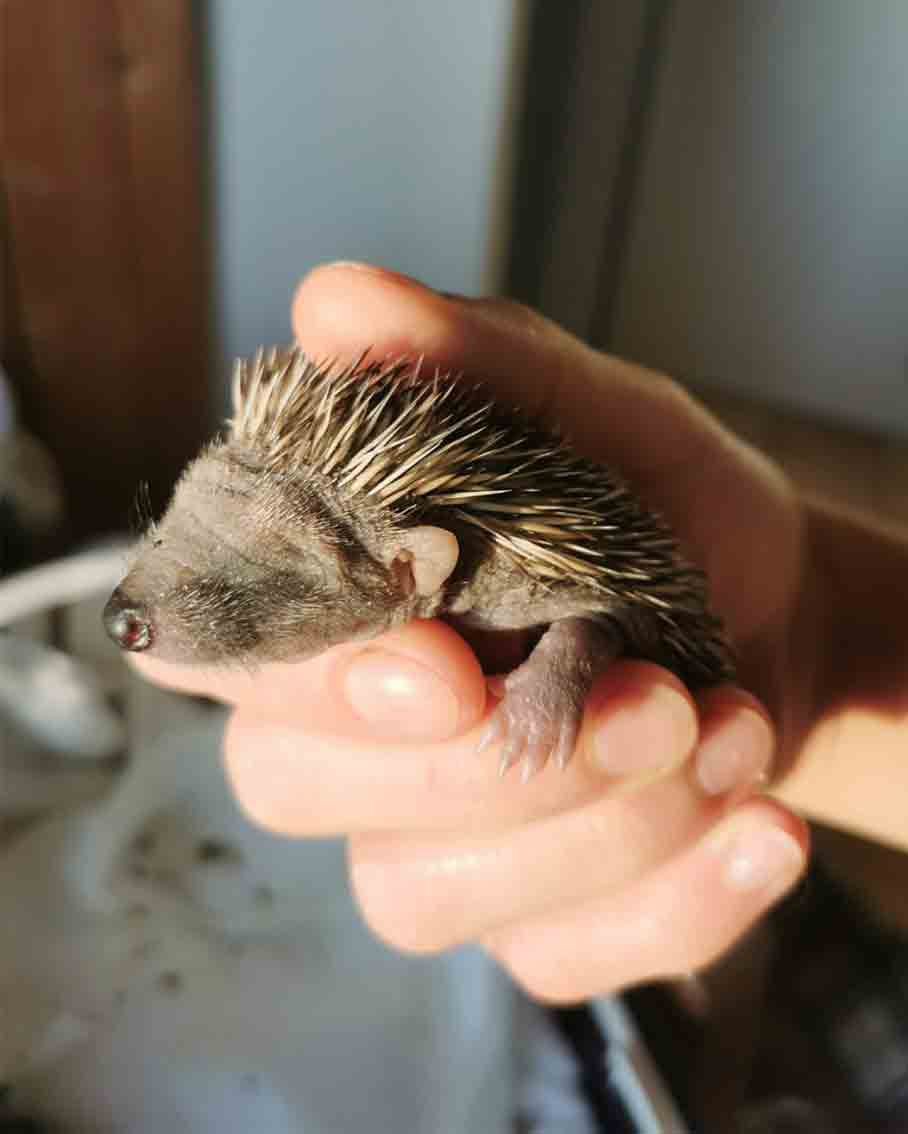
1,0,211,540
503,0,673,347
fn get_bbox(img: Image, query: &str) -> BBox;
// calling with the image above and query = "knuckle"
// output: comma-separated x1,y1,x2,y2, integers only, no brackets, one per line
648,369,691,407
484,934,593,1005
658,930,726,978
222,719,285,835
519,971,590,1006
348,859,456,956
476,295,541,327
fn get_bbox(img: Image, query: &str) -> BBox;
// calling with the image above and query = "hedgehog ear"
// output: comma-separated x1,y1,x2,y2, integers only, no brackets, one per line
388,526,459,598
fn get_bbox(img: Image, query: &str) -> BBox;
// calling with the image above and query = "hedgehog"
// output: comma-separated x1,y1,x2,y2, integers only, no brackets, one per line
103,346,734,777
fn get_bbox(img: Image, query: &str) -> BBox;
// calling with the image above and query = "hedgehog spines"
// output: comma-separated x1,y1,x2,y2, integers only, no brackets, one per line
227,346,733,684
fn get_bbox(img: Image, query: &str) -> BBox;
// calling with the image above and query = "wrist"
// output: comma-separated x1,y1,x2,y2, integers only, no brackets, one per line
772,494,908,848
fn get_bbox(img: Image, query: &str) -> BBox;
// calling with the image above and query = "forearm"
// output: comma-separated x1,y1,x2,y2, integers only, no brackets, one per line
774,495,908,850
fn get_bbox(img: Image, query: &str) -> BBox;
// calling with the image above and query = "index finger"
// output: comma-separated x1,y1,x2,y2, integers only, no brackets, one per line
291,262,720,484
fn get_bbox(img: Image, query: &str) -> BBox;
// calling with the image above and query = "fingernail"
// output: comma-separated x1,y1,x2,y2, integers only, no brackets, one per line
712,824,805,896
343,648,460,740
590,682,697,776
696,708,774,795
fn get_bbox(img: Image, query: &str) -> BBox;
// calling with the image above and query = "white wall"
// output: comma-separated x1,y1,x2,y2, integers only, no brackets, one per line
612,0,908,436
206,0,516,372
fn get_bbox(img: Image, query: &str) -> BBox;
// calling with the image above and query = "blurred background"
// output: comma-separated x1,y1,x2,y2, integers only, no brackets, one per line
2,2,908,1130
3,1,907,541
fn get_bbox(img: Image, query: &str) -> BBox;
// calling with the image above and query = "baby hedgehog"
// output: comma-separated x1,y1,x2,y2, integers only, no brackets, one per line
104,347,734,777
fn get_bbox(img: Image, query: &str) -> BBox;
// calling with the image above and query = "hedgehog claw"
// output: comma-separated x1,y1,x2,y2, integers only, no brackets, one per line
521,738,550,782
497,723,526,777
553,720,579,771
477,713,504,756
481,691,568,781
498,749,518,778
477,617,622,783
498,748,519,778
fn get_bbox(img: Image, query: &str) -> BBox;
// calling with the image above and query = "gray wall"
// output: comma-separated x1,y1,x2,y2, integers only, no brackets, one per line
612,0,908,436
206,0,516,373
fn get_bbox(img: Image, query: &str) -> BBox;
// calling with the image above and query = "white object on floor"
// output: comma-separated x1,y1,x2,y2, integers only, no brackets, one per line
0,552,518,1132
1,692,517,1133
0,635,125,760
0,549,683,1132
0,541,132,627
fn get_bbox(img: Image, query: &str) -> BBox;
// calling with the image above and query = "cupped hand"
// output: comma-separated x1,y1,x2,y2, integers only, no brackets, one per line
133,262,810,1002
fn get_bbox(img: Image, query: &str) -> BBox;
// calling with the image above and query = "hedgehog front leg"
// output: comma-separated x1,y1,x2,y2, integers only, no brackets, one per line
478,617,622,780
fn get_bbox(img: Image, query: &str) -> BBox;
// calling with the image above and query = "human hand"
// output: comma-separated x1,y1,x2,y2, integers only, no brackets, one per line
133,262,809,1001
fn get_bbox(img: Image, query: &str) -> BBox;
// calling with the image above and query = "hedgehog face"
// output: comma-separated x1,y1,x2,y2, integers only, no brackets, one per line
103,450,391,665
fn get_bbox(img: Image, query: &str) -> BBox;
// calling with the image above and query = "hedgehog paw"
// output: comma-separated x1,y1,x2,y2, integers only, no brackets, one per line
479,695,582,782
477,617,621,781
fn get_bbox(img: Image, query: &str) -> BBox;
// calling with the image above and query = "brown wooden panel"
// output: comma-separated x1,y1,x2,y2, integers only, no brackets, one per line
1,182,34,385
1,0,209,538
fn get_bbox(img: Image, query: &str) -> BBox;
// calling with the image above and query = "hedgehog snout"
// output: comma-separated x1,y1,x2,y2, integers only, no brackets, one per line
103,587,155,653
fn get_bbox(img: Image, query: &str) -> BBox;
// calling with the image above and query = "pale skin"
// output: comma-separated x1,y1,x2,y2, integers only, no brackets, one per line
134,261,908,1003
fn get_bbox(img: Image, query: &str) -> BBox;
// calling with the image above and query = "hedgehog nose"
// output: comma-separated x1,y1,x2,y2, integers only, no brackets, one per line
103,588,154,652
